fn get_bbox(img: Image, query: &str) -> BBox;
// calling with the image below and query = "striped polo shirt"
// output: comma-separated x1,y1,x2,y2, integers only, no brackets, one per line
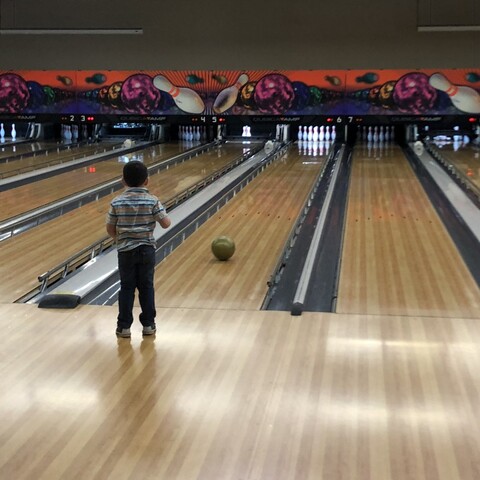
106,187,168,252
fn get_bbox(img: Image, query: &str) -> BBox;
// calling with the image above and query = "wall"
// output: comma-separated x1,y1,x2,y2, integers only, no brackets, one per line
0,0,478,70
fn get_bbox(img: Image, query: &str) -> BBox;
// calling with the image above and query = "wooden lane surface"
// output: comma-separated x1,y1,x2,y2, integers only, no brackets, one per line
0,140,122,178
336,145,480,318
2,303,480,480
0,142,187,221
0,140,59,161
0,144,247,303
437,143,480,190
152,147,326,310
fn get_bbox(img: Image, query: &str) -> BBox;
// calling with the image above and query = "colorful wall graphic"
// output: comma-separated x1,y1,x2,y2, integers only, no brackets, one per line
0,69,479,118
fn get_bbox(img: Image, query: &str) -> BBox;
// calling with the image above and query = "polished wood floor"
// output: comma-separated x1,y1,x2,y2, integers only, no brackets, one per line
438,142,480,190
153,146,326,310
1,303,480,480
0,141,121,179
0,142,186,220
2,140,480,479
337,143,480,318
0,144,246,303
0,140,57,161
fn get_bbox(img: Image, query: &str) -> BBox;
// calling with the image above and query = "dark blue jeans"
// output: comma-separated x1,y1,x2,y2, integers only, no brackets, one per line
117,245,156,329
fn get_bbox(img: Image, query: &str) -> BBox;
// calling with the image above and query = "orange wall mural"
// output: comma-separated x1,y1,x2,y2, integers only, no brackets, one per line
0,69,479,118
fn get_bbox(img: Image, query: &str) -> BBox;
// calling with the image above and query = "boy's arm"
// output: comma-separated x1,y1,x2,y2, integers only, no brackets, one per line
159,216,171,228
106,223,117,239
105,205,117,239
153,200,171,229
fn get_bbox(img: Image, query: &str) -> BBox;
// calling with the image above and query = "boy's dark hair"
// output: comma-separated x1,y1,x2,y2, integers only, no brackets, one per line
123,161,148,187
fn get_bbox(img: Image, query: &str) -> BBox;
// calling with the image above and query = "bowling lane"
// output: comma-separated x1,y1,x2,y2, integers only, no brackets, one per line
336,144,480,318
0,144,249,303
0,140,59,161
0,140,121,178
151,144,328,310
0,142,188,221
433,141,480,191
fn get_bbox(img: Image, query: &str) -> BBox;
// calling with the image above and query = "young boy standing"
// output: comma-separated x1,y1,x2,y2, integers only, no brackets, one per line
106,161,171,338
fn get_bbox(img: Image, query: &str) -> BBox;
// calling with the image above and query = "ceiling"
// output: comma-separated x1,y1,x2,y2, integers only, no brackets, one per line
417,0,480,28
0,1,478,69
1,0,479,33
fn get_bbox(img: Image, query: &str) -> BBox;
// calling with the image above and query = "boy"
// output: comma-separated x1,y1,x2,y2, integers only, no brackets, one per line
106,161,171,338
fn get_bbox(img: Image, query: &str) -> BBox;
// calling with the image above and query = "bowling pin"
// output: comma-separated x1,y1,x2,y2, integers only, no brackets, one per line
213,73,249,114
297,126,303,141
0,123,4,138
325,125,330,141
373,126,378,143
319,141,324,156
153,75,205,114
453,137,461,151
11,123,16,140
319,125,325,141
298,140,304,154
331,125,336,141
313,126,319,142
307,126,313,141
429,73,480,114
367,126,373,142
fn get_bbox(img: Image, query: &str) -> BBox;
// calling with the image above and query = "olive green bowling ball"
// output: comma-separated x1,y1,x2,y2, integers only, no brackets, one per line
211,236,235,261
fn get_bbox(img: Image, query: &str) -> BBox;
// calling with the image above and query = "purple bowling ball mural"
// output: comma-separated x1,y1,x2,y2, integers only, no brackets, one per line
0,74,30,113
253,74,295,114
392,73,438,114
346,69,480,115
120,74,161,114
0,68,479,117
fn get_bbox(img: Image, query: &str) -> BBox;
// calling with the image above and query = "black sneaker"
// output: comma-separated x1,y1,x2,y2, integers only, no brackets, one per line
142,325,156,336
116,328,131,338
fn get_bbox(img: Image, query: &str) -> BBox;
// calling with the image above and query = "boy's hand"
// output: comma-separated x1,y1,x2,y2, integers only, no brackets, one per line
160,216,171,229
106,223,117,239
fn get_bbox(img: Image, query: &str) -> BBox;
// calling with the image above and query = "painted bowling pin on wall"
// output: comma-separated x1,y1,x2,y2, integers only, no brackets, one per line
213,73,249,114
153,75,205,114
429,73,480,114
